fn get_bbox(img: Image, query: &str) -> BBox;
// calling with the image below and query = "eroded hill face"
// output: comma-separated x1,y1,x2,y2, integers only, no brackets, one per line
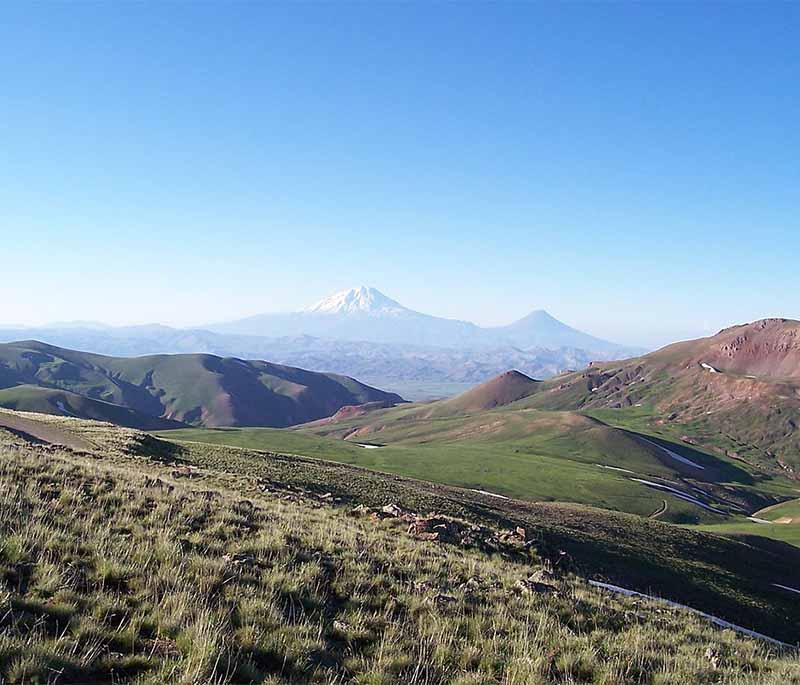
526,319,800,473
695,318,800,380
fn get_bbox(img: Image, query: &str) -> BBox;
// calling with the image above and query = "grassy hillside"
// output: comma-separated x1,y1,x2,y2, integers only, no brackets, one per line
0,384,182,430
1,411,799,684
287,383,792,524
693,498,800,549
421,370,541,416
0,340,403,429
161,425,718,522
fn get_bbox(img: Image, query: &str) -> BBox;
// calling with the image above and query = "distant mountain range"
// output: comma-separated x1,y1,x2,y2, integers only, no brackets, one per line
208,286,637,354
0,287,644,396
0,341,402,429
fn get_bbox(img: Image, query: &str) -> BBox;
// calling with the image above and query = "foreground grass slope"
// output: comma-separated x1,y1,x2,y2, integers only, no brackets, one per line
1,420,799,684
8,408,790,645
175,421,800,556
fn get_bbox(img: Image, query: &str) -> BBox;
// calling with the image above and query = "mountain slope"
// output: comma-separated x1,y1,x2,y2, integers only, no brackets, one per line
4,411,800,652
290,352,800,523
0,340,403,428
424,369,542,416
491,309,629,354
518,318,800,473
0,385,182,430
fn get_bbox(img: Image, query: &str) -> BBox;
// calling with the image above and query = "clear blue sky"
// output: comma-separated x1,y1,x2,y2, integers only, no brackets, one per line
1,2,798,347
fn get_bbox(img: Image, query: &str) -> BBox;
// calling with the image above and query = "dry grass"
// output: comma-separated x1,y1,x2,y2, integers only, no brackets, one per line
0,438,799,684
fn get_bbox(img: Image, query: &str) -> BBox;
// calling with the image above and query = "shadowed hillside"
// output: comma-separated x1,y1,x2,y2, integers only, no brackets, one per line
0,341,403,429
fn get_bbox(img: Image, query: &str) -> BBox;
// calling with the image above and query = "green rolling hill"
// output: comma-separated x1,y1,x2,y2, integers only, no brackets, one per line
160,359,797,527
0,340,403,429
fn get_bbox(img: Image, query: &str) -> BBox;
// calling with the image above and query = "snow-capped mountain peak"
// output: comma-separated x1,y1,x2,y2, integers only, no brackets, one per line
304,286,410,316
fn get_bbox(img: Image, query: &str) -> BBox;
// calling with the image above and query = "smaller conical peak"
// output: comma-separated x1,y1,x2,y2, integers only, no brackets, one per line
516,309,558,323
304,286,409,316
443,368,541,412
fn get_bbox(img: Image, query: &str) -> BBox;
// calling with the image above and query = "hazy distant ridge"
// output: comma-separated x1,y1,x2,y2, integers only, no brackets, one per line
209,286,638,354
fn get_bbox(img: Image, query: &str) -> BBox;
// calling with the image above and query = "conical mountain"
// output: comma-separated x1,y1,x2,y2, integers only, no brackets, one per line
425,369,542,417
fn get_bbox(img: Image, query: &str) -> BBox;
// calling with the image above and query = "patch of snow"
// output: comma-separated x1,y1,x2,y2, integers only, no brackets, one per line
639,437,705,470
596,464,636,474
748,517,773,524
630,478,725,513
55,401,75,417
356,443,384,449
588,581,791,648
700,362,720,373
470,489,511,500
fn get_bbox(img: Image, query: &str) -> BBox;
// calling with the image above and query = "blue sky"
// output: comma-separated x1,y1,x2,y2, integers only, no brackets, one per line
1,2,798,347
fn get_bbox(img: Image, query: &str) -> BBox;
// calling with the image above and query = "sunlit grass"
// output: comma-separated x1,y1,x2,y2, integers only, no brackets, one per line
0,441,798,684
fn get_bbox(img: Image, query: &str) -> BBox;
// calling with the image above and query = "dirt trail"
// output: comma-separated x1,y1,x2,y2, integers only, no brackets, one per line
0,411,93,452
649,499,669,519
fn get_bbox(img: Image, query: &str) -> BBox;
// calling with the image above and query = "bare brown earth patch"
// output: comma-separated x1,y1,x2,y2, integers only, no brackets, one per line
0,408,94,451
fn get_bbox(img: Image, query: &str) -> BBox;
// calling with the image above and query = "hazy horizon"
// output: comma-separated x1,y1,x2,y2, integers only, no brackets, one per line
0,282,771,351
2,3,798,348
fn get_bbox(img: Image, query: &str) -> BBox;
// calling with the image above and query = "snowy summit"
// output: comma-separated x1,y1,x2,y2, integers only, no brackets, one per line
304,286,410,317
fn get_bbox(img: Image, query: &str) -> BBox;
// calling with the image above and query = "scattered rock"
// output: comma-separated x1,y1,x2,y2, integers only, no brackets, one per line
515,572,559,595
407,514,486,547
147,637,180,658
498,526,529,548
457,576,498,597
171,466,196,479
144,477,173,492
232,499,254,513
380,503,405,518
431,592,457,606
412,580,434,594
222,553,257,568
704,646,720,670
527,568,556,584
349,504,373,517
